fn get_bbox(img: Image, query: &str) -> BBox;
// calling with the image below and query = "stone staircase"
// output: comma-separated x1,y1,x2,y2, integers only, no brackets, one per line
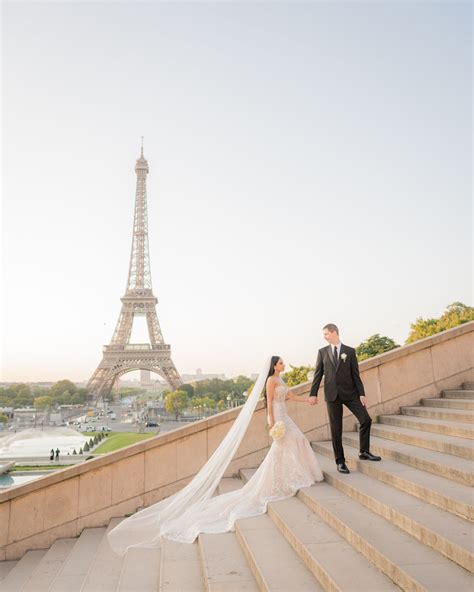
1,383,473,591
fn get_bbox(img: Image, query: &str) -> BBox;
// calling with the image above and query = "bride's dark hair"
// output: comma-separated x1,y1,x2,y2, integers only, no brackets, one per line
263,355,281,408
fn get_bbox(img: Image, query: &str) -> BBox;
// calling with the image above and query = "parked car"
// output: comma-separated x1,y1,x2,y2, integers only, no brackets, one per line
98,425,112,432
146,421,159,427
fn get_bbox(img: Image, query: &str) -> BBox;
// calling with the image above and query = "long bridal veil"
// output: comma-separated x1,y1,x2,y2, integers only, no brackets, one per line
107,355,272,555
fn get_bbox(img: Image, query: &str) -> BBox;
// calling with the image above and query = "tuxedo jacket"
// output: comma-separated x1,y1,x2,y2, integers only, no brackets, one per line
309,344,365,402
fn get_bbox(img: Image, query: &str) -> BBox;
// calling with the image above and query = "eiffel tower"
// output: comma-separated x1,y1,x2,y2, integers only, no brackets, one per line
87,141,182,401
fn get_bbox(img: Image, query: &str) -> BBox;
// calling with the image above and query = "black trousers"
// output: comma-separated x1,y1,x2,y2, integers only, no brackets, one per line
326,394,372,464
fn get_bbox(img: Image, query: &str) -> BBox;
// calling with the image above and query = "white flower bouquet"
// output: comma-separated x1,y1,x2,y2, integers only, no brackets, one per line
269,420,286,440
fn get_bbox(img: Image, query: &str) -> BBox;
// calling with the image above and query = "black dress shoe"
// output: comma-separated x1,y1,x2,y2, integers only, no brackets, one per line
337,462,350,473
359,451,382,461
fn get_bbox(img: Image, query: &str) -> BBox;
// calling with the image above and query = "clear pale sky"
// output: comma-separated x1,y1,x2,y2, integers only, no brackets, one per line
1,1,472,382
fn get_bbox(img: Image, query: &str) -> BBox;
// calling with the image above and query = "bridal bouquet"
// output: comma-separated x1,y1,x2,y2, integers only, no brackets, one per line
269,420,285,440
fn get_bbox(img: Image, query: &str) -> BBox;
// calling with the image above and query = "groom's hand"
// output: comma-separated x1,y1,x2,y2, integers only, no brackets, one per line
309,397,318,406
360,395,367,407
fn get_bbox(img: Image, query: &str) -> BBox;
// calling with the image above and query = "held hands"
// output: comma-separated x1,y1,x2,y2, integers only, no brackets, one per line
309,397,318,406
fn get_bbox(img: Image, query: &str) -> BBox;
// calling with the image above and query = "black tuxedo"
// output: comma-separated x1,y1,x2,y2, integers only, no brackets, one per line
310,343,372,464
309,344,365,401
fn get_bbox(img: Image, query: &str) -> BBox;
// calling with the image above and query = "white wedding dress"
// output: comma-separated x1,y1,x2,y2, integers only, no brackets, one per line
157,379,323,543
107,373,324,553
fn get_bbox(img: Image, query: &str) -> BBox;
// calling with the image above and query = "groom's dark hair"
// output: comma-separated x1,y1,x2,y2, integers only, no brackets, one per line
323,323,339,334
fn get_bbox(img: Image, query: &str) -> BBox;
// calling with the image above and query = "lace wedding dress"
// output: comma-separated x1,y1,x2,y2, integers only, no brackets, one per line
157,379,324,543
107,371,324,554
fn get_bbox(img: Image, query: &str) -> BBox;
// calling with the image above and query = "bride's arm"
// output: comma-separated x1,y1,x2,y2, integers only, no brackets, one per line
287,390,311,403
266,378,276,428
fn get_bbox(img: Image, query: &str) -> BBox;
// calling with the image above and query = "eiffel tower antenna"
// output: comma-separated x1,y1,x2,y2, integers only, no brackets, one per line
87,144,182,401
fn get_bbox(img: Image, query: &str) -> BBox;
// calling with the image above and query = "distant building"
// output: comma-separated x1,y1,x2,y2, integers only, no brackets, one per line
13,407,48,427
180,369,226,383
140,369,155,386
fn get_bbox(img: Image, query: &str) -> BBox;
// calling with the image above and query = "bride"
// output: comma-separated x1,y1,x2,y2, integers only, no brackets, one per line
107,355,324,554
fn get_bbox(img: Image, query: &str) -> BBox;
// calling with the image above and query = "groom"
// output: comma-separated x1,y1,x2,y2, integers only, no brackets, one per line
309,323,381,473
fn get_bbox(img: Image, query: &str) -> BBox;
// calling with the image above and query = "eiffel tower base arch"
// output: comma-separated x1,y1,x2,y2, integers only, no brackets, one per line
87,345,182,402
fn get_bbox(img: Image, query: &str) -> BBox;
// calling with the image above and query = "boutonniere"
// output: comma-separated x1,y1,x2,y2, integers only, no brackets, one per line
341,353,348,362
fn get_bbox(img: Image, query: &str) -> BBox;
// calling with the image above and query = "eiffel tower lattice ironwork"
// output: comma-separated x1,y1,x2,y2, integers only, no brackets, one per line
87,143,182,400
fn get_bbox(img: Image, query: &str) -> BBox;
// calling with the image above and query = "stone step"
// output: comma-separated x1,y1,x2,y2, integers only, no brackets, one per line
0,549,46,592
314,454,473,572
378,413,474,439
200,476,258,591
235,512,323,591
267,495,399,591
240,469,399,590
342,433,474,486
443,390,474,400
401,404,474,424
117,547,161,592
298,482,473,592
22,538,76,592
216,477,245,495
463,382,474,390
49,526,106,592
159,538,204,591
0,561,17,583
240,469,257,483
370,423,473,460
199,532,259,591
421,398,474,410
81,517,127,591
313,441,474,521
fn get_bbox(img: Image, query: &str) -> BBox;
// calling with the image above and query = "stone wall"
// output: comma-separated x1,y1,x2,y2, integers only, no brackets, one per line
1,322,472,560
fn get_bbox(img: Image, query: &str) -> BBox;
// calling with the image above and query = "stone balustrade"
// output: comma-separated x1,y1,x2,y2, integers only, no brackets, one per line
1,322,472,560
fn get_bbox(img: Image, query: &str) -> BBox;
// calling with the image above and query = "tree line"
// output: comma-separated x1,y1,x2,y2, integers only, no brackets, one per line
1,301,471,422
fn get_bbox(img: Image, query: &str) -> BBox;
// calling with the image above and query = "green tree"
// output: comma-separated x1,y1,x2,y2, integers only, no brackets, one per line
117,387,147,399
191,396,203,408
406,302,474,344
0,413,8,424
232,375,254,394
356,334,400,361
165,390,189,420
50,380,78,398
284,365,315,387
34,395,54,410
7,384,34,408
16,384,32,398
180,383,195,398
70,391,86,405
201,396,216,414
217,400,226,412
